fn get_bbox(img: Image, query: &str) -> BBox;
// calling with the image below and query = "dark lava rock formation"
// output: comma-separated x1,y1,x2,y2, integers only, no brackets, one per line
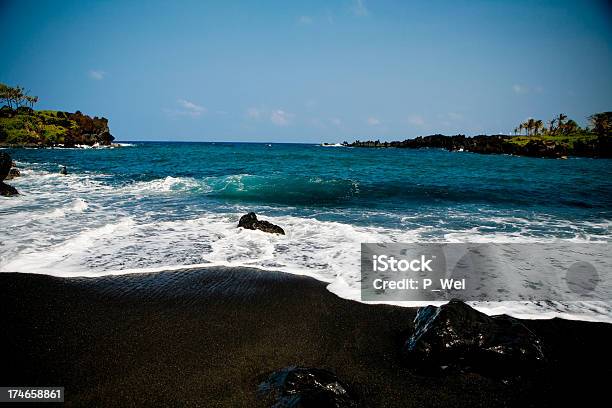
258,366,356,408
238,212,285,235
5,167,20,180
0,151,11,176
402,299,546,376
0,152,18,196
347,133,612,158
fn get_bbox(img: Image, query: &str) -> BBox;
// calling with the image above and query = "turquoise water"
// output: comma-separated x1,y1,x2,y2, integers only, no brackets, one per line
1,142,611,319
4,142,611,231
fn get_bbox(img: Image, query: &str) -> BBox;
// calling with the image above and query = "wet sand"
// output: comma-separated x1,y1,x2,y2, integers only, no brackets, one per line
1,267,610,407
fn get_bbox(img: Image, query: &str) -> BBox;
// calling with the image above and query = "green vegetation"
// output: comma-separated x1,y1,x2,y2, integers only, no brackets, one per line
348,111,611,158
0,83,114,147
0,109,69,145
507,133,599,148
512,112,611,139
508,112,611,150
0,83,38,109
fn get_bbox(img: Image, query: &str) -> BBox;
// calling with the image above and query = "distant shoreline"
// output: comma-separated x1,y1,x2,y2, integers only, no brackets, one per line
344,134,612,159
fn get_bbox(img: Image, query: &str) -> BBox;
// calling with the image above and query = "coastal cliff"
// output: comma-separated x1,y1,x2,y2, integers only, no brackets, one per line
0,106,115,147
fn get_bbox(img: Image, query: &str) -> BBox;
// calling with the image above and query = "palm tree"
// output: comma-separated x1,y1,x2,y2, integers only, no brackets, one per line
548,119,557,135
563,119,579,134
555,113,567,134
525,118,536,136
534,119,544,135
589,112,612,137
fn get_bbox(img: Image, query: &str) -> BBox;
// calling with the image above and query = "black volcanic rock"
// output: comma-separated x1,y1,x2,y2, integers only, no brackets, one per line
402,299,546,375
0,152,11,180
0,152,18,196
258,366,356,408
5,167,20,180
238,212,285,235
347,134,611,158
0,181,18,196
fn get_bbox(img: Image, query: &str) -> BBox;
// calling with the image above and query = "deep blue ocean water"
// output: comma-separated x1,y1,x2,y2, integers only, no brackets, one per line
1,142,611,319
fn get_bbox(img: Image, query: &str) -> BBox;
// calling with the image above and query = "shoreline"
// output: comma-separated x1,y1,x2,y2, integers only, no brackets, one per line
1,267,610,407
344,134,612,159
4,263,611,324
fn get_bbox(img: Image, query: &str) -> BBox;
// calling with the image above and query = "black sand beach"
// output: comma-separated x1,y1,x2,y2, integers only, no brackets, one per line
1,267,610,407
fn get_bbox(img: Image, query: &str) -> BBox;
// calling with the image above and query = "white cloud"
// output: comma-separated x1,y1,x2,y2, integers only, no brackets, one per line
351,0,369,16
178,99,206,114
89,70,106,80
164,99,207,118
407,114,425,127
178,99,207,117
512,84,529,94
447,112,463,120
270,110,294,126
299,15,313,24
367,117,380,126
246,107,295,126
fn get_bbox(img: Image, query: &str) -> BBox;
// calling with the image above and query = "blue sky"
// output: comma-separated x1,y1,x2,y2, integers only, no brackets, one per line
1,0,611,142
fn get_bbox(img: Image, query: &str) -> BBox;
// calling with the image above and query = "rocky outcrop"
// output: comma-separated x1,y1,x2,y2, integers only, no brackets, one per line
0,107,115,147
401,299,546,376
0,152,11,178
5,167,20,180
238,212,285,235
258,366,357,408
62,110,114,147
347,134,612,158
0,182,18,196
0,152,18,196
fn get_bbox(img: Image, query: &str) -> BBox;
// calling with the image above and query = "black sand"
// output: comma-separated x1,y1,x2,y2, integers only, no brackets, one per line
1,267,610,407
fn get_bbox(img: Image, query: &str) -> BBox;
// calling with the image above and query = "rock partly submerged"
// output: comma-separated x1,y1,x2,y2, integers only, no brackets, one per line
5,167,20,180
258,366,357,408
401,299,546,376
0,182,18,196
238,212,285,235
0,152,18,196
0,151,11,175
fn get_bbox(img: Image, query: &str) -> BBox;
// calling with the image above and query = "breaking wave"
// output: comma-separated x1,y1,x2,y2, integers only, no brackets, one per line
2,147,611,322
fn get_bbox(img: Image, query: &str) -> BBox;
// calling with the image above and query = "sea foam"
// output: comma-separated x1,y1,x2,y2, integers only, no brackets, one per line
2,156,611,322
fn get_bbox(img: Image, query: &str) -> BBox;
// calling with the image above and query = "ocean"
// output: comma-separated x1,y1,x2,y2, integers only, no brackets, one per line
1,142,611,320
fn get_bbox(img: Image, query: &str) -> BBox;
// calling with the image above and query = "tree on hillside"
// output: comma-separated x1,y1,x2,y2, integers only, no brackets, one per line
553,113,567,135
589,112,612,137
0,83,38,109
514,124,523,135
534,119,544,135
523,118,537,136
563,119,580,134
548,119,556,134
517,118,546,136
